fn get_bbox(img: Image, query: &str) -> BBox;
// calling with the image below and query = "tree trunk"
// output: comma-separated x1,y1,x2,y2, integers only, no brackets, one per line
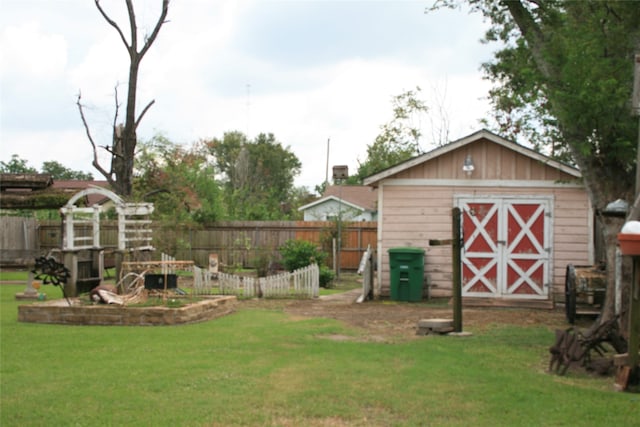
503,0,632,328
82,0,169,198
117,57,140,197
599,215,632,331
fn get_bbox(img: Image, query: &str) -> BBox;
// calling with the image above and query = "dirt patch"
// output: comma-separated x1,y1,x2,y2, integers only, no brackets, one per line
237,290,569,342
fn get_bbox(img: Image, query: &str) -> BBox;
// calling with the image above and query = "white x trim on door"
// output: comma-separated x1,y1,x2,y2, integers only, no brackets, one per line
457,196,552,299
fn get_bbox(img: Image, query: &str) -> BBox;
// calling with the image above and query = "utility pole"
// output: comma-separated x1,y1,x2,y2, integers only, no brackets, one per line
332,165,348,280
325,138,330,185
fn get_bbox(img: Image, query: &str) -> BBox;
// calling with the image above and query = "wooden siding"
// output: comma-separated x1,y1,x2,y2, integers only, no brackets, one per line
395,139,578,182
378,185,591,300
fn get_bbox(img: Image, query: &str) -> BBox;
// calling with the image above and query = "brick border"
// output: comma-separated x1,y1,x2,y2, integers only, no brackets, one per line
17,296,237,326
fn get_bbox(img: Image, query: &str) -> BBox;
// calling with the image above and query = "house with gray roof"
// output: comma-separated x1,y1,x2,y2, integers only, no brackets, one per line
298,185,377,221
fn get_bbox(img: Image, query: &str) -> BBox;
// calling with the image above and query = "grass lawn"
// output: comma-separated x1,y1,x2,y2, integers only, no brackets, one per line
1,284,638,426
0,268,29,282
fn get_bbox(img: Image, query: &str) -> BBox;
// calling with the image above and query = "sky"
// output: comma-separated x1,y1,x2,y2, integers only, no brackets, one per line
0,0,497,191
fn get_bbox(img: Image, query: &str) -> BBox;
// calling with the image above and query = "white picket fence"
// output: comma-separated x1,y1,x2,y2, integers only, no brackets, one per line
157,253,319,299
193,264,213,295
217,264,319,298
161,253,176,275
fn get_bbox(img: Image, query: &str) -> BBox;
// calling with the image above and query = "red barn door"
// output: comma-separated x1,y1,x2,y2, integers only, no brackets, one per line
458,197,551,299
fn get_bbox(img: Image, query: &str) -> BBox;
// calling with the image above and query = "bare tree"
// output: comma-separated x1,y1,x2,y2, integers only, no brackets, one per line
77,0,170,197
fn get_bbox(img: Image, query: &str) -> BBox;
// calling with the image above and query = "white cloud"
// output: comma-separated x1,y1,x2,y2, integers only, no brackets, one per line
0,21,68,78
0,128,99,173
0,0,496,190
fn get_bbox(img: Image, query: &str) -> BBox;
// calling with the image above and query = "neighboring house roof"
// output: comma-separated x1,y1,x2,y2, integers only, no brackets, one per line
363,129,581,186
52,180,111,206
298,185,377,212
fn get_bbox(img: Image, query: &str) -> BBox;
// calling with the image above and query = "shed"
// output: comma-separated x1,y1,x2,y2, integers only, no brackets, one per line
363,129,592,304
298,185,377,221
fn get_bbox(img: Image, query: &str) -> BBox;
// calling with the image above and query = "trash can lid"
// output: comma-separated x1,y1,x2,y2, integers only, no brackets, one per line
388,247,425,254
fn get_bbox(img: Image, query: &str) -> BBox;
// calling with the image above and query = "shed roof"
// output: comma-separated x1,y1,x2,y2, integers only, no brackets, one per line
363,129,581,186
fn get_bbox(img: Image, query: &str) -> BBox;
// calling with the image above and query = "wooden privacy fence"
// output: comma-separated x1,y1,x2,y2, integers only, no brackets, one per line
0,217,39,265
34,220,377,271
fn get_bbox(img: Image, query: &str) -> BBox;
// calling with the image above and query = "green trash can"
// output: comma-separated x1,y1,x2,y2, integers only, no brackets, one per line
388,247,425,302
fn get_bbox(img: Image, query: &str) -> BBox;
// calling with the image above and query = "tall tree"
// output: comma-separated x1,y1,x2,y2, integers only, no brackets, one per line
0,155,93,179
0,155,37,174
41,161,94,180
77,0,169,197
207,132,302,220
134,135,224,223
353,87,428,183
431,0,640,325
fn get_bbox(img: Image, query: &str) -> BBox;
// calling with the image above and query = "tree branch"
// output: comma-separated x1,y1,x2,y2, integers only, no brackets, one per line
135,100,156,129
503,0,556,81
138,0,170,59
112,83,121,133
125,0,137,55
76,92,116,187
627,192,640,221
94,0,131,53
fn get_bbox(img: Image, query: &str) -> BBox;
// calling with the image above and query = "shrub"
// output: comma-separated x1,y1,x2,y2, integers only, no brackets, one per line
319,266,335,288
279,239,336,287
252,250,272,278
279,239,328,272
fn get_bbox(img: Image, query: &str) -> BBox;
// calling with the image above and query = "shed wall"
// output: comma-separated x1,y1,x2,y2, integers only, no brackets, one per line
377,183,591,301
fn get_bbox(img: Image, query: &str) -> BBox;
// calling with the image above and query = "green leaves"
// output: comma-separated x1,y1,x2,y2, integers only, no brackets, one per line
134,131,306,222
134,135,225,224
354,87,427,182
467,0,639,201
206,132,302,220
0,154,38,174
0,156,92,180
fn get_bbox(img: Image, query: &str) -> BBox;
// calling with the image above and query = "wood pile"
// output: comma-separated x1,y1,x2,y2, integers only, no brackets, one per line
548,318,627,376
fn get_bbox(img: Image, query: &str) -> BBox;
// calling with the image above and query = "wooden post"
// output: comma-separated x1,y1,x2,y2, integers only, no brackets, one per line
63,251,78,297
630,256,640,382
452,207,462,332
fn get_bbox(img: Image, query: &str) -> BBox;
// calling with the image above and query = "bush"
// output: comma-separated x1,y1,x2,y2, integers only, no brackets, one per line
279,239,328,271
279,239,336,287
252,250,272,278
319,266,335,288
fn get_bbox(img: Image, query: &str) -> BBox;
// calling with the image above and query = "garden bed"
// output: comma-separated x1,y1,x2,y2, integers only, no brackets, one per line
17,295,236,326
